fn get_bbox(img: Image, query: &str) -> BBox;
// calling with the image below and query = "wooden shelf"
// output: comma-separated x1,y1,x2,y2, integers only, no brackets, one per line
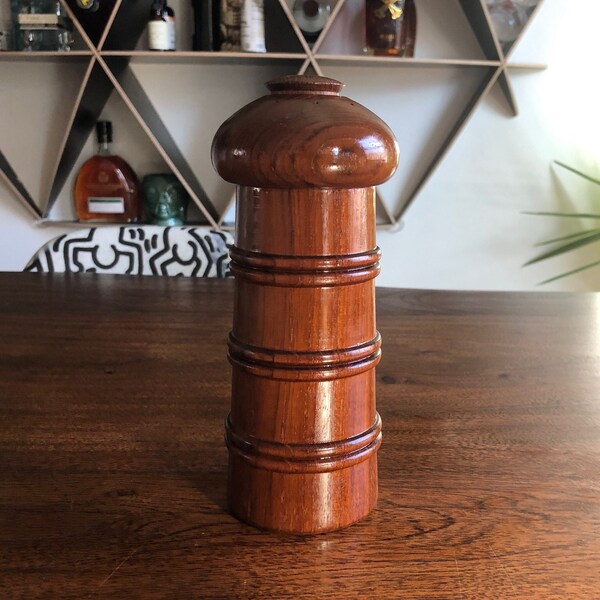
100,50,307,66
314,55,502,68
34,219,212,228
507,63,548,71
0,51,93,62
0,0,546,230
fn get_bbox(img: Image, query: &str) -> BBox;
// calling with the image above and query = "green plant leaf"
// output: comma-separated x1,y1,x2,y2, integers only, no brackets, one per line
554,161,600,186
535,228,600,246
539,259,600,285
522,211,600,219
524,231,600,266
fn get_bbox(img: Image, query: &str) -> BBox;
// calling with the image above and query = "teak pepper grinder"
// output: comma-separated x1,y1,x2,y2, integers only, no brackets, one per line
212,75,398,534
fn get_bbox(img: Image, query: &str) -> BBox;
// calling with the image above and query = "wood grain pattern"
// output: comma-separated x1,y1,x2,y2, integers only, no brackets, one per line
1,274,600,597
213,75,397,533
212,75,399,189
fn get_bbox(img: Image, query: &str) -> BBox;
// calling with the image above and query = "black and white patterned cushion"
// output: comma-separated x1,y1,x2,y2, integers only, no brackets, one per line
25,226,234,277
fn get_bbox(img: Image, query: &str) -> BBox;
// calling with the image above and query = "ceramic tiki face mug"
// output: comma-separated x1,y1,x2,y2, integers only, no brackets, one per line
212,75,398,534
142,174,189,226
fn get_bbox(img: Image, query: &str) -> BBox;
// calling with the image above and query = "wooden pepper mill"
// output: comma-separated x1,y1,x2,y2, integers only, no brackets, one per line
212,75,398,534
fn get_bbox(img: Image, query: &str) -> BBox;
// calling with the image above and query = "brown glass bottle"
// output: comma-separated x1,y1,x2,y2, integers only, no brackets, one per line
74,121,141,223
365,0,416,56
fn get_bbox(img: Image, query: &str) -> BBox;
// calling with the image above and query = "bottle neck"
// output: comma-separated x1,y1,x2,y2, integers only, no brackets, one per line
97,140,111,156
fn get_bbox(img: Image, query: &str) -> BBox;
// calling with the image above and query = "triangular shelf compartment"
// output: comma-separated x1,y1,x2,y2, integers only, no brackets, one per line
45,85,172,222
483,0,544,60
266,0,311,54
317,0,487,61
129,58,306,220
101,0,308,55
102,0,180,54
317,62,499,218
45,58,116,216
457,0,502,61
63,0,120,48
101,55,222,225
0,150,40,218
0,55,91,216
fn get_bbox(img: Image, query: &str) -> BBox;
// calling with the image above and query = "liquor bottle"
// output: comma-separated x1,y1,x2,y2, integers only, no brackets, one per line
292,0,331,47
220,0,240,51
74,121,141,223
148,0,175,52
365,0,416,57
241,0,265,52
14,1,73,51
191,0,220,51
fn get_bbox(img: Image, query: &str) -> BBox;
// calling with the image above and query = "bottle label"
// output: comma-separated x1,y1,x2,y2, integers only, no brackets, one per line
220,0,241,51
374,0,404,20
76,0,100,10
148,19,175,51
18,14,71,30
88,197,125,214
241,0,266,53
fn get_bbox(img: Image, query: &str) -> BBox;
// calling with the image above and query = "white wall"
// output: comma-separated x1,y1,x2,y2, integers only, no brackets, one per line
377,0,600,291
0,0,598,290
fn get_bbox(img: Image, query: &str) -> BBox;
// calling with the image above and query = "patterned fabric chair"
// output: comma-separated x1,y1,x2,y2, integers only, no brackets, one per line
25,226,233,277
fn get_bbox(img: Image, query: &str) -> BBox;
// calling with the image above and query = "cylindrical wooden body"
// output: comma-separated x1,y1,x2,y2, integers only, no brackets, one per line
228,187,381,533
212,76,398,534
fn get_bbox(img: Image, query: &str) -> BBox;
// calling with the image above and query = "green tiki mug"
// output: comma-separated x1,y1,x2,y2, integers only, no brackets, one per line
142,174,189,226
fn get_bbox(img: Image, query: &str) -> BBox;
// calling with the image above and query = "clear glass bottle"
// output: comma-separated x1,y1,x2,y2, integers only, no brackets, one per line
13,0,73,51
74,121,141,223
148,0,175,51
292,0,331,48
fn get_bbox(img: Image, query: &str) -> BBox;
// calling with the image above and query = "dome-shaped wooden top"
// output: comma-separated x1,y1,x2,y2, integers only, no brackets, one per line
211,75,399,189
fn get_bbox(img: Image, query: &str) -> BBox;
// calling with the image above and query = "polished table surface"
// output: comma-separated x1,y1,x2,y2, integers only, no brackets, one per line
1,273,599,598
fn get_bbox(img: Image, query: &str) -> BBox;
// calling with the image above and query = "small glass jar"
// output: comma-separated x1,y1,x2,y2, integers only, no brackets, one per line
293,0,332,48
13,0,73,51
486,0,527,45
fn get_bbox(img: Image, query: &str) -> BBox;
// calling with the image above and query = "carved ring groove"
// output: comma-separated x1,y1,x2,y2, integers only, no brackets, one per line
229,247,381,287
228,333,382,380
225,413,382,474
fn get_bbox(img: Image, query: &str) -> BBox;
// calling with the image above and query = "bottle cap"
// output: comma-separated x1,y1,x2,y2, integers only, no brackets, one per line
96,121,113,144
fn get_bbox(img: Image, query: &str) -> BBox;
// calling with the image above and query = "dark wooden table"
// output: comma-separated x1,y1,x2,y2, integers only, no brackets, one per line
1,273,599,598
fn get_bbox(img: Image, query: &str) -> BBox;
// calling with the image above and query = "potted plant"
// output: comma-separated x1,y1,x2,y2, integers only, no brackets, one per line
524,161,600,284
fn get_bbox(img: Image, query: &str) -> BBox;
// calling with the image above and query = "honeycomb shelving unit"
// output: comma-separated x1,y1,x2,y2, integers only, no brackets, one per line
0,0,545,231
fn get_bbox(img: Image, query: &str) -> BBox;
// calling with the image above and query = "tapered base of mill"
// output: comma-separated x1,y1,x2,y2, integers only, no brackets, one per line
226,414,382,534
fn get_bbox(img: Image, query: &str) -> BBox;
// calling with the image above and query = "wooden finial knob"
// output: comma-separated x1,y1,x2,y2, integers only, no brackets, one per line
266,74,344,95
211,75,399,188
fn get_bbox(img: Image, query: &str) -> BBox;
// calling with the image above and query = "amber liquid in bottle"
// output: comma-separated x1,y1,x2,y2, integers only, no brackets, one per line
74,121,141,223
365,0,415,56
